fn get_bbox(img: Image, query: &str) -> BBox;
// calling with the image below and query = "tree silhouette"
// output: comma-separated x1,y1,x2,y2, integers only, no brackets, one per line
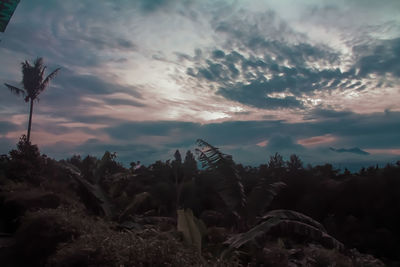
4,57,60,142
287,154,303,172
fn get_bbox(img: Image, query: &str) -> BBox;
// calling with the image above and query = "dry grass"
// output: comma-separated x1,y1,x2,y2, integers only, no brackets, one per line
43,207,203,266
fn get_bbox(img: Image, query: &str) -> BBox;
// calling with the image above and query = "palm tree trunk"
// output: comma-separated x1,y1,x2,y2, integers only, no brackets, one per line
27,99,33,142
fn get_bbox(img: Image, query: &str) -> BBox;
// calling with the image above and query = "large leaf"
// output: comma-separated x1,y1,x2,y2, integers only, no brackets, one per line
0,0,20,32
246,181,286,223
119,192,155,220
224,209,343,253
260,209,326,232
177,209,206,254
195,139,246,214
60,163,113,218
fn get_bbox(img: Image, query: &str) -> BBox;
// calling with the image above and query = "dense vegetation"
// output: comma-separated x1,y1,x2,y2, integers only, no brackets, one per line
1,136,399,266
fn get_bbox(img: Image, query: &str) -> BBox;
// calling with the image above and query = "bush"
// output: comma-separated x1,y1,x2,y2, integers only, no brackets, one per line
5,135,47,185
13,208,80,267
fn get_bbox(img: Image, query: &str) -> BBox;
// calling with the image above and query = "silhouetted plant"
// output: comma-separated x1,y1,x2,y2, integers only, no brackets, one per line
195,140,288,230
4,57,60,142
286,154,303,172
196,139,246,219
5,135,46,184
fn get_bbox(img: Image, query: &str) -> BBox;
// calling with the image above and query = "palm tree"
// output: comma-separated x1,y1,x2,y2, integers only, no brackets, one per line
4,57,60,142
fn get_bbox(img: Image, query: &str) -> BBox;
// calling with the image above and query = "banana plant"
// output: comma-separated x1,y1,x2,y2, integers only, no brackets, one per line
223,209,344,256
60,152,117,218
177,208,207,254
195,140,343,255
196,139,246,219
195,139,285,225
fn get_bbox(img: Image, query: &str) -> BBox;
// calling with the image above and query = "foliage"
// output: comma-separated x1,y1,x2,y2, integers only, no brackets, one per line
224,209,344,257
4,135,47,184
45,208,206,267
246,182,286,224
196,139,246,217
195,139,288,231
11,208,80,267
177,208,207,254
61,154,115,218
1,138,400,264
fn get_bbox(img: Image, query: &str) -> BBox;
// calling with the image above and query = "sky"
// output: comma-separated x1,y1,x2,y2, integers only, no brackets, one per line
0,0,399,170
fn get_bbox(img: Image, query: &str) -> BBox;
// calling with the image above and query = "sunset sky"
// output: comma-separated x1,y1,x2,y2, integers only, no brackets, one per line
1,0,399,169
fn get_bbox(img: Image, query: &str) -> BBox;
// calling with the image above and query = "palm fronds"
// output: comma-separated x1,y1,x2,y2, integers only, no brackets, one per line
40,67,60,93
195,139,246,214
4,83,25,97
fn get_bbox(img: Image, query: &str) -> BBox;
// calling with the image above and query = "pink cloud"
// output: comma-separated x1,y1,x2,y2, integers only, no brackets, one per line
256,140,269,147
297,134,336,146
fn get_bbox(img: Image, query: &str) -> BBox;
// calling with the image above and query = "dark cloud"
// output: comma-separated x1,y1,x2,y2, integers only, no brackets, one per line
329,147,370,155
0,121,19,134
354,37,400,77
135,0,195,13
102,109,400,153
97,111,400,166
139,0,171,12
2,108,398,167
104,98,146,107
40,67,143,110
218,82,304,109
0,138,15,155
212,49,225,59
187,46,352,109
105,121,199,141
306,108,353,120
183,8,400,110
184,11,358,110
266,135,305,152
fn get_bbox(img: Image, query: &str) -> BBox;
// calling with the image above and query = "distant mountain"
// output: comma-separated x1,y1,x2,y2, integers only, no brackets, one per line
329,147,370,155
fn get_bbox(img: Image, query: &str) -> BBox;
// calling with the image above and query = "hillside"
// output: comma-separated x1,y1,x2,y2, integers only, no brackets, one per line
1,137,399,266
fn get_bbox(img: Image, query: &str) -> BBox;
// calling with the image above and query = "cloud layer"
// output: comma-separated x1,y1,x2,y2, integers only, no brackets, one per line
0,0,399,169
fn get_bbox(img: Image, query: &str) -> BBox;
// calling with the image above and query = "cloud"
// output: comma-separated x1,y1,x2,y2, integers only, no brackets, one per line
180,5,400,114
0,0,399,170
2,109,398,169
329,147,370,155
138,0,173,12
266,135,305,152
354,37,400,78
218,82,304,109
298,134,336,146
188,47,353,109
0,121,19,134
104,121,199,141
182,9,378,110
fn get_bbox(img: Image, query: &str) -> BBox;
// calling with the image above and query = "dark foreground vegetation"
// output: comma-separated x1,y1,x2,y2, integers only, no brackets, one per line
0,136,399,266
